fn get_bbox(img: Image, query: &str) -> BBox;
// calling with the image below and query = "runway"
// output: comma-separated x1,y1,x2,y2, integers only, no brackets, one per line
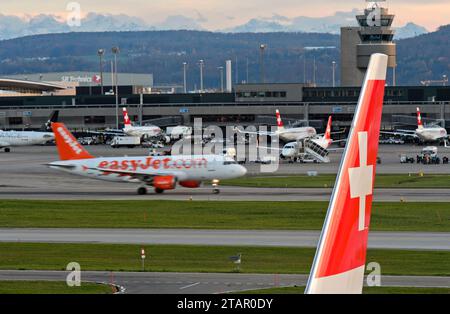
1,184,450,201
1,229,449,250
0,271,448,294
2,145,450,201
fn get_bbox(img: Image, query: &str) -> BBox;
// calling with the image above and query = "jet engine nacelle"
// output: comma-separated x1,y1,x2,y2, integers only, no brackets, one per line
153,176,176,190
179,181,201,189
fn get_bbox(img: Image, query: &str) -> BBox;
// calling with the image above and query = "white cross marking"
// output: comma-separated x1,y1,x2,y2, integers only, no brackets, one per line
348,132,373,231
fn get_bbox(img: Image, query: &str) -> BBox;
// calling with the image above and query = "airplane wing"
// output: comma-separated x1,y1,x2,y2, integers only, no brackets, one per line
306,54,388,294
234,128,276,137
92,167,188,182
381,130,418,138
86,130,126,136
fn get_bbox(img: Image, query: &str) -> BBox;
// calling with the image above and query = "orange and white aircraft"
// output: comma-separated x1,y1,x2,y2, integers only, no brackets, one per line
48,123,247,195
383,107,448,142
306,53,388,294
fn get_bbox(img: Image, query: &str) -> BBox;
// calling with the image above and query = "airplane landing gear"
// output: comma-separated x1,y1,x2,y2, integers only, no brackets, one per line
137,187,148,195
212,179,220,195
4,148,10,153
155,188,165,194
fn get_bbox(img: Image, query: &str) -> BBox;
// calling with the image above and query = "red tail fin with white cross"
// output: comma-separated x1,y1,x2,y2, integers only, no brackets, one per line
275,110,285,131
305,54,388,294
417,107,424,129
324,116,332,142
123,107,132,129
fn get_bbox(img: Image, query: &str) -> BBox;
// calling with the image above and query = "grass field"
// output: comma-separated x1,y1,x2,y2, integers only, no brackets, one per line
221,174,450,189
239,286,450,294
0,243,449,276
0,281,113,294
0,200,449,232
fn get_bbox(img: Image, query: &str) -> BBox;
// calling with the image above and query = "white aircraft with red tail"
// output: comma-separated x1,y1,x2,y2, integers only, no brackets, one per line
383,107,448,143
306,53,388,294
122,108,162,138
48,123,247,195
236,109,317,143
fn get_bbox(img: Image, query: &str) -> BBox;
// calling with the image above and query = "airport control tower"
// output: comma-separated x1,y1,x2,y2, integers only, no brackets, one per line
341,0,397,86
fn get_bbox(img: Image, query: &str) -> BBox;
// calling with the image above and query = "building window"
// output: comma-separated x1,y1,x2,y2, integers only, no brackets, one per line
84,116,106,124
280,91,287,98
8,117,23,125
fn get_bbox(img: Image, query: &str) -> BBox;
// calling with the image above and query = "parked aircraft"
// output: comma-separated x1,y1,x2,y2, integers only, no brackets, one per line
383,107,448,142
0,111,58,152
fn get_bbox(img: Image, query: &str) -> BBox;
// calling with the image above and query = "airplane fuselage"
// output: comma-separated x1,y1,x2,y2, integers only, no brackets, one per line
416,127,448,142
124,126,162,138
0,131,54,148
277,127,317,142
49,154,247,184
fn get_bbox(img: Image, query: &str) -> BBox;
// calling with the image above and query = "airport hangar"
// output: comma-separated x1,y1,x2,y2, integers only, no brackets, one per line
0,79,449,134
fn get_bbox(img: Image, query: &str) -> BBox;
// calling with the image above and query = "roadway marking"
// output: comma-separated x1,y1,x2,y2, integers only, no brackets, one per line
180,282,201,290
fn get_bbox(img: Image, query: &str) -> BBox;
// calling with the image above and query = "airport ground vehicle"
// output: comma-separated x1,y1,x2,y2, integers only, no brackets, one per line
110,136,141,148
48,123,247,195
400,155,415,164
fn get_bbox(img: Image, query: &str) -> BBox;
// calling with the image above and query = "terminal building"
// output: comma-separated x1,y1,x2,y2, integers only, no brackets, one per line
0,1,448,134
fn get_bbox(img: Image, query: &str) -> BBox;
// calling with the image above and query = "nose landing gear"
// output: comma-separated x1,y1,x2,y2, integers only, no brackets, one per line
212,179,220,194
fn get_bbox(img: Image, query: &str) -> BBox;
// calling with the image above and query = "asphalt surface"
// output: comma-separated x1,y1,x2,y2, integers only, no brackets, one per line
0,271,448,294
1,229,449,250
2,145,450,200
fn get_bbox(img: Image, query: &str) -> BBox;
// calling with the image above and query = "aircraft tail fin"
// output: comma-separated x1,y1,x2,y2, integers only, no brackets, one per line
51,123,94,161
123,107,132,130
276,110,285,131
43,110,59,131
305,53,388,294
417,107,424,129
324,116,332,141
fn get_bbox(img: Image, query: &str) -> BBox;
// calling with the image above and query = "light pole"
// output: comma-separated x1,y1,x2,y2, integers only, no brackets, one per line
97,49,105,95
259,44,267,83
218,66,224,92
313,56,317,86
112,46,120,129
199,60,204,93
183,62,188,93
332,61,336,88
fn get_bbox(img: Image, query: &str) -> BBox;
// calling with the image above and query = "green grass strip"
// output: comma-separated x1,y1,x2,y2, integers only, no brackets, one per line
0,243,449,276
0,200,449,232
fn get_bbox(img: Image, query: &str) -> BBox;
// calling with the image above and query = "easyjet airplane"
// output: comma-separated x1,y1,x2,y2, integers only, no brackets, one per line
383,107,448,142
306,53,388,294
48,123,247,195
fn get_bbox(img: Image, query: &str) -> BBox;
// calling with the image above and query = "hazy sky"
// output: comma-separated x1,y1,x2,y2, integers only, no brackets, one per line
2,0,449,30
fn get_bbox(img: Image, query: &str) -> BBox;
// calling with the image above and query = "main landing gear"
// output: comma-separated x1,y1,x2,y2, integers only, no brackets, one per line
4,148,10,153
137,187,148,195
